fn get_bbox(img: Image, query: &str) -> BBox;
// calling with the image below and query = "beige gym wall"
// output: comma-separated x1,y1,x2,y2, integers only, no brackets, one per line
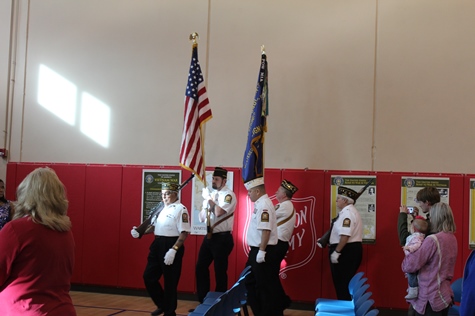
1,0,475,181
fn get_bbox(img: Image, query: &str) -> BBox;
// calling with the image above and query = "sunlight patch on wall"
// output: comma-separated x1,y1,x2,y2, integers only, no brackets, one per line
38,65,77,125
80,92,110,148
37,64,112,148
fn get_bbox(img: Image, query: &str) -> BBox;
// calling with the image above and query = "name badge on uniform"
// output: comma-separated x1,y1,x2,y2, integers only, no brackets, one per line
182,213,189,223
342,218,351,227
261,210,269,222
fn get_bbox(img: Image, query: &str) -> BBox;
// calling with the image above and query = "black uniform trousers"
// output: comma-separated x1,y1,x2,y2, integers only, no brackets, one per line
275,239,292,310
329,242,362,300
195,231,234,302
143,236,184,316
245,245,283,316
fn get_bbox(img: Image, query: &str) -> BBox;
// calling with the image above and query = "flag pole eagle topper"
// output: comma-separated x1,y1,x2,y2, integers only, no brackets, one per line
189,32,199,45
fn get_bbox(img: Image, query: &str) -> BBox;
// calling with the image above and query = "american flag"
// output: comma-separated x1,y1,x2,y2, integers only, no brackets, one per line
179,44,212,184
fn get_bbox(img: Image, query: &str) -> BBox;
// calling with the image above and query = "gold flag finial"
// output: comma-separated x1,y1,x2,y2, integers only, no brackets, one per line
261,45,266,55
189,32,199,45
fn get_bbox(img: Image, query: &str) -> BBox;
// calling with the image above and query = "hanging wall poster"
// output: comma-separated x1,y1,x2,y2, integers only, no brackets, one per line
141,169,181,223
469,179,475,248
190,170,234,235
331,175,377,242
400,176,450,218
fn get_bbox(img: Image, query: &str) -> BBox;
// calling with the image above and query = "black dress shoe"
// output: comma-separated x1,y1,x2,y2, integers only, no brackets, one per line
151,308,163,315
283,295,292,309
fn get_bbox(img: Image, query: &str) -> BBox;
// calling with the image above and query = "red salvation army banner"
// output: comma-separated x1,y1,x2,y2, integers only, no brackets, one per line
280,170,325,302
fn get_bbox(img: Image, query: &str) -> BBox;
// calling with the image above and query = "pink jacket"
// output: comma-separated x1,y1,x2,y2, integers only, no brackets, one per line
402,232,457,314
404,232,425,255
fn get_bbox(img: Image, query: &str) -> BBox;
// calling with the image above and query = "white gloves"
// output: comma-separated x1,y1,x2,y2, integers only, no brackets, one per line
331,251,341,264
256,250,266,263
164,248,177,265
131,226,139,238
202,187,211,201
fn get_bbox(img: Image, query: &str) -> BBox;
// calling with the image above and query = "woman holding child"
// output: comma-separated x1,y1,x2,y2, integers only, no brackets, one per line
401,202,457,316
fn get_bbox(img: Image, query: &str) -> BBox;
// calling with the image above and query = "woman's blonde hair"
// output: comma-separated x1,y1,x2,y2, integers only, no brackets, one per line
429,202,456,233
13,167,71,231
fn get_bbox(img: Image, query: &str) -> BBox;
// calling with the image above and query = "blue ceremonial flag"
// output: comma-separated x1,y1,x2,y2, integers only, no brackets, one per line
242,52,268,189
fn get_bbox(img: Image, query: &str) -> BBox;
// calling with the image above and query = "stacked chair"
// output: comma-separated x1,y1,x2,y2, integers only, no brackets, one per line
448,278,462,316
189,266,251,316
315,271,379,316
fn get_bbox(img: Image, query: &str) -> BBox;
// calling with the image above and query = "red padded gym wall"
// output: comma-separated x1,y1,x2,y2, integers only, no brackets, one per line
364,171,404,309
220,167,242,288
82,164,123,286
280,169,325,302
5,162,17,200
118,165,160,289
5,162,472,308
48,164,87,284
462,175,474,270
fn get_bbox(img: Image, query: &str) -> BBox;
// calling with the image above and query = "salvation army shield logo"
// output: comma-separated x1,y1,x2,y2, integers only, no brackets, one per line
240,195,317,279
278,196,317,278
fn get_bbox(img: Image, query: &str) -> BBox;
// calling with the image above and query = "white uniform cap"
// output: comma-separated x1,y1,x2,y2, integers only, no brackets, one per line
244,177,264,190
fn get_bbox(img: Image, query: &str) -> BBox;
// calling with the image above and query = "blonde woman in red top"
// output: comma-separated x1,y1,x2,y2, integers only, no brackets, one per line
0,167,75,316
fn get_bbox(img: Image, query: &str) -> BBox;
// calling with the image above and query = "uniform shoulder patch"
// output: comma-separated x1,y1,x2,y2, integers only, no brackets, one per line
342,218,351,227
224,194,232,204
261,210,269,222
182,213,189,223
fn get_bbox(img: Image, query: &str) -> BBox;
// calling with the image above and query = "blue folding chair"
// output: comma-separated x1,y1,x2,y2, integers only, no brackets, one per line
315,299,375,316
354,299,375,316
365,309,379,316
316,277,369,312
201,266,252,316
203,265,252,303
234,270,251,316
225,275,249,315
316,282,369,312
315,272,365,307
449,278,462,315
317,290,372,314
188,296,224,316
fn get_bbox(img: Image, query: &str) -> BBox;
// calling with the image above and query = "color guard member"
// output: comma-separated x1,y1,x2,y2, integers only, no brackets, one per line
329,186,363,300
274,179,298,312
194,167,237,304
244,177,281,316
131,182,190,316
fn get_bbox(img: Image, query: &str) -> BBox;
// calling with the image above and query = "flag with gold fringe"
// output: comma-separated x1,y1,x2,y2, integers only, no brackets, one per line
242,51,268,188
